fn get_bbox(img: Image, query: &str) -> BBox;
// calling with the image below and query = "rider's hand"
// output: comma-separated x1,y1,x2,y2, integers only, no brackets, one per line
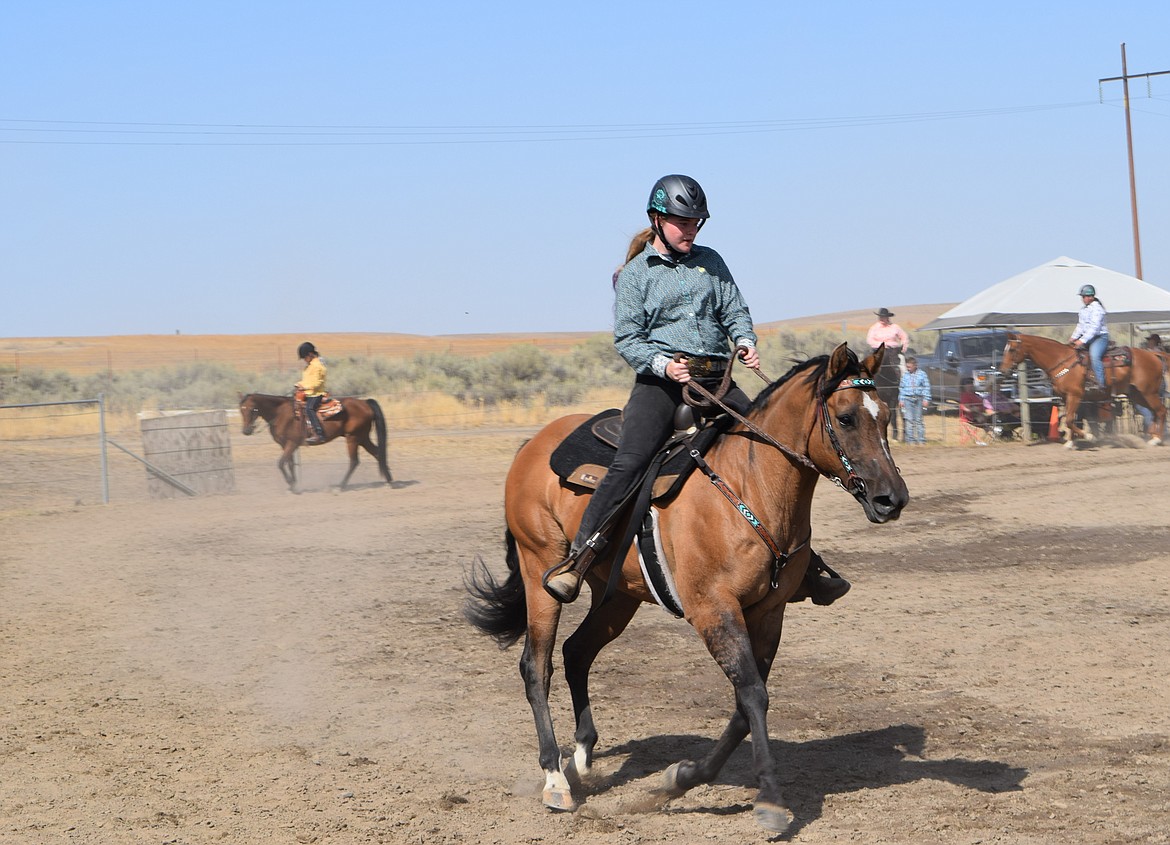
738,346,760,370
666,359,691,383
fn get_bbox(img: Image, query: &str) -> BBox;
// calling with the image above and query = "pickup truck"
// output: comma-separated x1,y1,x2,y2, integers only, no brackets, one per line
913,329,1053,411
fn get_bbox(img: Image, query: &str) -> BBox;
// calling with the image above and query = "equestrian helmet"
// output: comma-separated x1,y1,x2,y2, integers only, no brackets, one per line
647,174,710,220
1079,284,1096,297
297,341,317,358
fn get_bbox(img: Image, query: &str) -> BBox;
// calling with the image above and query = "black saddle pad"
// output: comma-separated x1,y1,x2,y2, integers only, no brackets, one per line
549,409,729,503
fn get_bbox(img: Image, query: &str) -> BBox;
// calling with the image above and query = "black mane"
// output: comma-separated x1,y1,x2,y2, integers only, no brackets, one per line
749,348,864,413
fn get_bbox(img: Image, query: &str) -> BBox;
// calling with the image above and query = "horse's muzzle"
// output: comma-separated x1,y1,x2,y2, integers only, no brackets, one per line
858,479,909,524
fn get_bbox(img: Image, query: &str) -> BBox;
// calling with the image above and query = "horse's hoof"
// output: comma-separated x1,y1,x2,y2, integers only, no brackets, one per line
1064,440,1076,450
753,801,792,834
1147,438,1162,448
542,786,578,812
657,762,690,799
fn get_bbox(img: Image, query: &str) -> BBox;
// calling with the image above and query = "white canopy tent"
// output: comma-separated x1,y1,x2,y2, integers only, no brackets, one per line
921,256,1170,331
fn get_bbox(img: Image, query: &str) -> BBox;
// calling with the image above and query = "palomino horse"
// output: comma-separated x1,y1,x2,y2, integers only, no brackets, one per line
465,344,908,834
997,332,1166,446
238,393,392,490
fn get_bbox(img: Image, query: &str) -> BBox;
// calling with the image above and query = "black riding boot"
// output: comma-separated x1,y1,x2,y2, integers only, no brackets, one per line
789,550,851,606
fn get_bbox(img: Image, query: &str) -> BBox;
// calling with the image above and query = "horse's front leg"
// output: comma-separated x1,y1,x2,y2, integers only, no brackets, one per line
279,444,298,490
562,587,641,782
1064,396,1087,446
664,601,789,834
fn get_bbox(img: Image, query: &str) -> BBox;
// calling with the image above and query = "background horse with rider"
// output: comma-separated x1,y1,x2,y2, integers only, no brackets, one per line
238,392,393,490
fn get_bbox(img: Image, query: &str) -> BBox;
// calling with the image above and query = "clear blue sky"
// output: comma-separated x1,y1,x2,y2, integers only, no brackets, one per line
3,1,1169,338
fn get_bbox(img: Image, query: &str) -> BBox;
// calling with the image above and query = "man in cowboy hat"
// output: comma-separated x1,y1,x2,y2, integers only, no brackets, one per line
866,307,910,353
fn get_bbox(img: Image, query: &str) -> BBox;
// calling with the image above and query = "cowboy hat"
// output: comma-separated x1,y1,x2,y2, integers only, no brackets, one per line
875,308,895,318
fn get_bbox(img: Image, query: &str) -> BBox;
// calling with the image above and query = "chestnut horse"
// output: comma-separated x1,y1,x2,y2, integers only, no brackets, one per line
997,332,1165,446
238,393,392,490
465,344,908,834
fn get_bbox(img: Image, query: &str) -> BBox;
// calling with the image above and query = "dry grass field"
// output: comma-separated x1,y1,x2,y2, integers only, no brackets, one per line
0,304,955,377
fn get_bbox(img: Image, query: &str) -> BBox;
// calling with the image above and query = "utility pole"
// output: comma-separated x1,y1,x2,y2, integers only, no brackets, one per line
1098,44,1170,280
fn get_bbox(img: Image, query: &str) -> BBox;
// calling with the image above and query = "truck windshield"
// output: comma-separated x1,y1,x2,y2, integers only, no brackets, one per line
959,334,1002,359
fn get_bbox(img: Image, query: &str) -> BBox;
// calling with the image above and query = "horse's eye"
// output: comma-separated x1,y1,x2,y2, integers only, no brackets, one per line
837,413,855,428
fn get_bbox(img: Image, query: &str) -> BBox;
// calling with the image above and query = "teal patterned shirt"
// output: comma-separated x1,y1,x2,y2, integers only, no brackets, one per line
613,242,757,377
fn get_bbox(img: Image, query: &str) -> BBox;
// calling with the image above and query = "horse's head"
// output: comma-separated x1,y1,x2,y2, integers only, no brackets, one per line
808,343,908,523
997,331,1024,373
238,393,260,435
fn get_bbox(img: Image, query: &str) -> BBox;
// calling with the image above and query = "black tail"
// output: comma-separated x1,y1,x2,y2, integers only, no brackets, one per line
366,398,393,484
464,529,528,649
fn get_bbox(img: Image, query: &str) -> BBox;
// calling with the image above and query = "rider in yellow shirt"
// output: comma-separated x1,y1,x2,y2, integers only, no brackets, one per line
296,342,327,443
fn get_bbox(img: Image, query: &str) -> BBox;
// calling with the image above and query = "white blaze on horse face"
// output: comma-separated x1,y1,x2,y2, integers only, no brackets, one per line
862,391,882,420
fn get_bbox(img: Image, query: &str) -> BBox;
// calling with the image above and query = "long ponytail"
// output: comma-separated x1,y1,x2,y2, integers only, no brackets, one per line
612,227,655,288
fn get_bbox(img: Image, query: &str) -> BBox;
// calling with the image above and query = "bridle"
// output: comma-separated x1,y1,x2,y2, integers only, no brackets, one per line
682,353,878,500
240,398,266,434
1002,336,1080,380
681,352,883,588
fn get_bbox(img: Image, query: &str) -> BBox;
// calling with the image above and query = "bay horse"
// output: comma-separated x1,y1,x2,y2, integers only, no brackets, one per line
465,344,908,834
996,332,1166,446
238,393,393,490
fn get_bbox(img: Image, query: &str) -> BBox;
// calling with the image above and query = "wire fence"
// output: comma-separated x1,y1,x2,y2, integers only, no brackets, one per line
0,399,113,511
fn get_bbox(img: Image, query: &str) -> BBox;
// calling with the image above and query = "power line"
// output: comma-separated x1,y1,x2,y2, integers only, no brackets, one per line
0,101,1100,146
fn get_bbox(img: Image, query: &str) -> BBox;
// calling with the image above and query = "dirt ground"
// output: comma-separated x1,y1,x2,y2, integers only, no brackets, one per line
2,424,1169,844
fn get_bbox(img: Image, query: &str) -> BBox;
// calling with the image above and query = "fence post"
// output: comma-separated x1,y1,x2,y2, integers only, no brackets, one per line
99,393,110,504
1018,361,1032,441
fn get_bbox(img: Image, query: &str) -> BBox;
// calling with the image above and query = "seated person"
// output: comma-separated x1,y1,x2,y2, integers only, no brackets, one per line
958,378,989,445
982,391,1022,436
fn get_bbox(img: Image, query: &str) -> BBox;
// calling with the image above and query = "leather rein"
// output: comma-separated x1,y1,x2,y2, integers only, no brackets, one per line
678,351,877,586
679,350,874,498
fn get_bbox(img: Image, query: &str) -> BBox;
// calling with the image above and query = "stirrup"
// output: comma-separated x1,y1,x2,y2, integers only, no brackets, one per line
541,535,607,603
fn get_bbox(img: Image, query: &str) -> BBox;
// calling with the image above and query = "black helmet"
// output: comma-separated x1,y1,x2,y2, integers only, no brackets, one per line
1079,284,1096,297
297,341,317,359
647,174,710,220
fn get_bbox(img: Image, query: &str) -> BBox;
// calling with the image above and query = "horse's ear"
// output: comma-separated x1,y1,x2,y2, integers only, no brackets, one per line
829,342,853,375
1007,330,1019,340
862,342,885,375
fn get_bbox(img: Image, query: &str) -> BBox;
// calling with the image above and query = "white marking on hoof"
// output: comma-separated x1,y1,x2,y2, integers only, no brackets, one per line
542,769,577,812
570,744,591,778
1147,437,1162,448
1064,440,1076,450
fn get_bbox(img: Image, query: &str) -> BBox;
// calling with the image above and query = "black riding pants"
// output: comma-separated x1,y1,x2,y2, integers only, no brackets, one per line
571,373,751,549
305,395,325,437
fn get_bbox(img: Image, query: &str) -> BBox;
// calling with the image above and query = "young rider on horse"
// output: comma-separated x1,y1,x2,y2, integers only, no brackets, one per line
296,341,328,444
1070,285,1108,392
866,308,910,354
542,174,850,607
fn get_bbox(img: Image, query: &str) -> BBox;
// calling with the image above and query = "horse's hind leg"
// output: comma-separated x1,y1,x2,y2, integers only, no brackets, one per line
517,588,576,811
562,588,641,782
356,431,391,482
338,436,360,489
